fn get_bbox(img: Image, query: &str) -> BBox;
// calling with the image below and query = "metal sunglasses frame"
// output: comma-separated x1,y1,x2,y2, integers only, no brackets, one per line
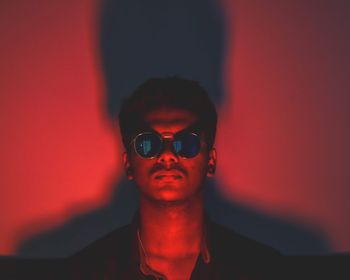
130,131,201,159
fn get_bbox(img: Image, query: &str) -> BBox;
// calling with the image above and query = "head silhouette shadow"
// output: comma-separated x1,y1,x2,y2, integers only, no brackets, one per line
17,176,329,257
17,0,330,257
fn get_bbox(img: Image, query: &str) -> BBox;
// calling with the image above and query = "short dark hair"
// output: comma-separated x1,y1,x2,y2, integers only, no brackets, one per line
118,77,217,150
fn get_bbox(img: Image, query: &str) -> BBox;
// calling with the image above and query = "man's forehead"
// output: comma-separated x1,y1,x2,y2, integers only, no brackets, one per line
144,107,198,126
130,108,204,139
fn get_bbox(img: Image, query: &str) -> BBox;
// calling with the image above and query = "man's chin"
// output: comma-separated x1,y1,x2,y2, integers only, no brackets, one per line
144,188,191,204
152,196,192,206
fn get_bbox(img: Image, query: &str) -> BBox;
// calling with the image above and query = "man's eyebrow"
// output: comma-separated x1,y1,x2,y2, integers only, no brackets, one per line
147,118,194,125
177,123,202,134
132,124,158,136
136,122,202,135
138,123,155,133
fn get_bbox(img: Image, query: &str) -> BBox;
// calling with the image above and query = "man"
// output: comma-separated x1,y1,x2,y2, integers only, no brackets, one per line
69,77,281,279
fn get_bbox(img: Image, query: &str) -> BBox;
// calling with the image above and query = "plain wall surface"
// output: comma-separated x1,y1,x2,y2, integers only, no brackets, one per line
0,0,349,256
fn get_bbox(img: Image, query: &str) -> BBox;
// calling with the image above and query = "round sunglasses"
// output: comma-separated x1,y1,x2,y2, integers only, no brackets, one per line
131,131,201,159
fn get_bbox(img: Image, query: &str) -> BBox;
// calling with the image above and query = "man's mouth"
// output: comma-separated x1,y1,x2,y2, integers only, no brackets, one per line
153,171,183,180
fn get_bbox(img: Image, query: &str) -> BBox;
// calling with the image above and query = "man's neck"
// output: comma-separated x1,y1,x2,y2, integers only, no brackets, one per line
139,192,204,259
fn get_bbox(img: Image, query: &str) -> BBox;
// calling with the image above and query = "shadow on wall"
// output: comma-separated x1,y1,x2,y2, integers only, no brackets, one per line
17,177,329,257
100,0,226,115
17,0,330,257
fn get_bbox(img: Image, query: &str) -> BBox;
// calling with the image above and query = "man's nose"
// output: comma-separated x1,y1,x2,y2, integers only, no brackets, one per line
157,143,178,166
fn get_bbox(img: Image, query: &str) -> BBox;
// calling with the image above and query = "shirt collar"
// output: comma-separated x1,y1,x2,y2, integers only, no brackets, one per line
129,211,211,279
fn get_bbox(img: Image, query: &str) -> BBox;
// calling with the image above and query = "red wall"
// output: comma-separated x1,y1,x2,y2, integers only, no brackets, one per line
0,0,119,254
0,0,349,255
219,0,350,252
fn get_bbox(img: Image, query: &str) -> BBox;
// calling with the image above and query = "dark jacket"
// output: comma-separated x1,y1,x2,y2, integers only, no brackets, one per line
68,214,282,280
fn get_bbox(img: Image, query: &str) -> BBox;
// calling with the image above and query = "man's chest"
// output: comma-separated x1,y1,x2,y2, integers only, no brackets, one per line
145,254,199,280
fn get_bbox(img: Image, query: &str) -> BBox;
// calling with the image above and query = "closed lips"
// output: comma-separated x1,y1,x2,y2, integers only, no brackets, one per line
154,171,183,179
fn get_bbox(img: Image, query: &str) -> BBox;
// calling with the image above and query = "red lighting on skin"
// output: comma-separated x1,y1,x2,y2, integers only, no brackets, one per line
154,171,183,180
0,0,349,256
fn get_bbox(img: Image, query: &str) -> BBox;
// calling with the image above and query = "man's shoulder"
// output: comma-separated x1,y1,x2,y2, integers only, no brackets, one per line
70,223,133,259
209,222,282,258
208,223,282,278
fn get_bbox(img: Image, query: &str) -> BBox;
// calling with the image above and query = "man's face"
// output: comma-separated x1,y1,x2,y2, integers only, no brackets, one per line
123,107,216,203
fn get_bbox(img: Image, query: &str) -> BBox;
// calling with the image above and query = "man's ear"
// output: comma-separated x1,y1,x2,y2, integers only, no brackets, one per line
206,148,217,177
122,151,134,180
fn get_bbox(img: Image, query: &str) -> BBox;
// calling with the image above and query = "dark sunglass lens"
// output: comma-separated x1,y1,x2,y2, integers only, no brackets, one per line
174,133,200,158
135,133,161,158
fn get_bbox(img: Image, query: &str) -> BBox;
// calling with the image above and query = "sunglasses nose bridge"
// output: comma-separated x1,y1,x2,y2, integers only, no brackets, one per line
157,134,179,162
160,133,175,152
161,132,174,140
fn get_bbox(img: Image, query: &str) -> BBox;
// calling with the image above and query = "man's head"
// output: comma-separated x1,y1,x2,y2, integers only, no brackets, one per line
118,77,217,203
